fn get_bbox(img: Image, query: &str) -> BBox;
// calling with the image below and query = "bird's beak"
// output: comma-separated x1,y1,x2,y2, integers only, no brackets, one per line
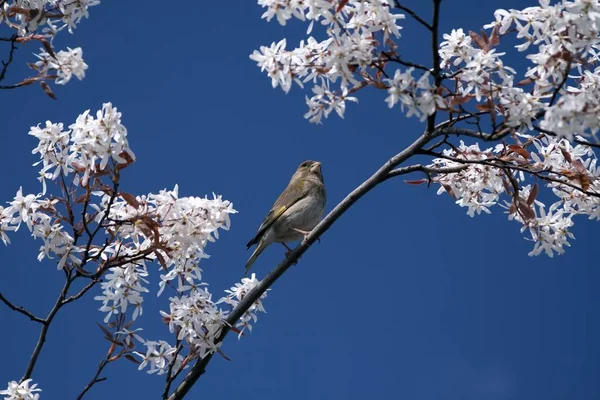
312,162,322,172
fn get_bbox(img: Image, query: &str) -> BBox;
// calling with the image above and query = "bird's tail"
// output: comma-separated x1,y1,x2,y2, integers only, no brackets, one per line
244,239,267,277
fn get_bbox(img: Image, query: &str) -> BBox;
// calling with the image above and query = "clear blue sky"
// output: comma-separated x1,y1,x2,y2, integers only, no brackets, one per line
1,1,599,399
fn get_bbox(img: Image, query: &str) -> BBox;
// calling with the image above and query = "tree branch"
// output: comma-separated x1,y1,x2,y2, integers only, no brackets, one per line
0,34,17,85
393,1,432,30
0,292,46,324
62,278,101,305
426,0,443,136
384,164,468,181
76,355,110,400
21,274,74,381
382,52,431,72
167,126,438,400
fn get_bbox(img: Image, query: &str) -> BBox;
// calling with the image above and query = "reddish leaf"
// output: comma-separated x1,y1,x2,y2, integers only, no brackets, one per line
74,193,88,204
107,338,124,346
560,148,572,163
527,183,539,205
517,199,536,220
216,347,232,362
336,0,349,13
571,159,588,175
125,354,140,364
97,323,113,339
508,144,530,159
40,81,57,100
449,95,471,105
370,81,388,89
154,250,169,272
480,29,489,46
120,192,140,209
516,77,534,86
229,326,247,337
489,25,500,47
404,179,428,185
16,78,37,87
469,30,487,50
441,183,457,199
40,38,56,59
578,174,591,192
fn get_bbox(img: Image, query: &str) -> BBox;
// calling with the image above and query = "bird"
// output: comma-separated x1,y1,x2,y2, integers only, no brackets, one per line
244,160,326,276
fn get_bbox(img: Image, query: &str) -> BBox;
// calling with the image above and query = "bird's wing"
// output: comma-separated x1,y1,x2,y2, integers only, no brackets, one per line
246,180,310,248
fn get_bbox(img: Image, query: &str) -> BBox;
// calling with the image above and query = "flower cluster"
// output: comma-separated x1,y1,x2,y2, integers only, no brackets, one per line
384,69,443,121
33,47,88,85
0,0,98,89
135,274,268,374
95,264,150,323
4,103,272,380
431,141,507,217
430,134,599,257
29,102,134,188
218,273,268,337
0,379,41,400
438,0,600,138
251,0,404,123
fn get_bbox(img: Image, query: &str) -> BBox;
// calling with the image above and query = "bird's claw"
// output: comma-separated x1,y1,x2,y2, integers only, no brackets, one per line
293,228,321,244
284,250,299,265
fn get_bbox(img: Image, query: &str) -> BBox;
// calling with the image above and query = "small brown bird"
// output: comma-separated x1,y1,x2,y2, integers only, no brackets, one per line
245,160,326,276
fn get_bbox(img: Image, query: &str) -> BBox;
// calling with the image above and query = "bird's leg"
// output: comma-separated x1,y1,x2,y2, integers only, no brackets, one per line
280,243,300,265
292,228,321,243
280,242,293,257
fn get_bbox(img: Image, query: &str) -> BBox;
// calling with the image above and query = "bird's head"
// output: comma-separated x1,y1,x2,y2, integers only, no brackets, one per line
295,160,324,184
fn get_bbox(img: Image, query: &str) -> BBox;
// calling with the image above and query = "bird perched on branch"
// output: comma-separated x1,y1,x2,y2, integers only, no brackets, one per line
245,160,326,276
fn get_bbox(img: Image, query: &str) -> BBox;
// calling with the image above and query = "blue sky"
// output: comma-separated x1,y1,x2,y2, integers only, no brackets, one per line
1,1,599,399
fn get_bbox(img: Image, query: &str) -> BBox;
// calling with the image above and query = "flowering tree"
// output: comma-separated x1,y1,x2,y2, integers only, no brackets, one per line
0,0,92,97
1,0,600,399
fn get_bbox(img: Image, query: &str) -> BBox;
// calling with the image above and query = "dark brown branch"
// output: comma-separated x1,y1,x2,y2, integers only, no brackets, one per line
549,59,571,107
62,278,101,305
0,292,46,323
425,0,443,136
434,126,512,141
162,343,183,399
393,1,432,30
384,164,468,181
382,52,431,72
21,274,73,380
0,34,17,84
167,124,438,400
76,355,110,400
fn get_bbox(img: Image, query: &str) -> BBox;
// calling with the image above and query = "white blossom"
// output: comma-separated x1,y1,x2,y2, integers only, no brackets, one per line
0,379,41,400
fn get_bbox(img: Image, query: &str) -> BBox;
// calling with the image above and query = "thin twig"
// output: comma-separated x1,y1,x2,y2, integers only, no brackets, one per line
21,276,73,380
0,34,17,84
393,1,432,30
162,343,183,400
76,358,110,400
548,59,571,107
0,292,46,323
384,164,468,181
62,278,101,305
382,52,431,72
